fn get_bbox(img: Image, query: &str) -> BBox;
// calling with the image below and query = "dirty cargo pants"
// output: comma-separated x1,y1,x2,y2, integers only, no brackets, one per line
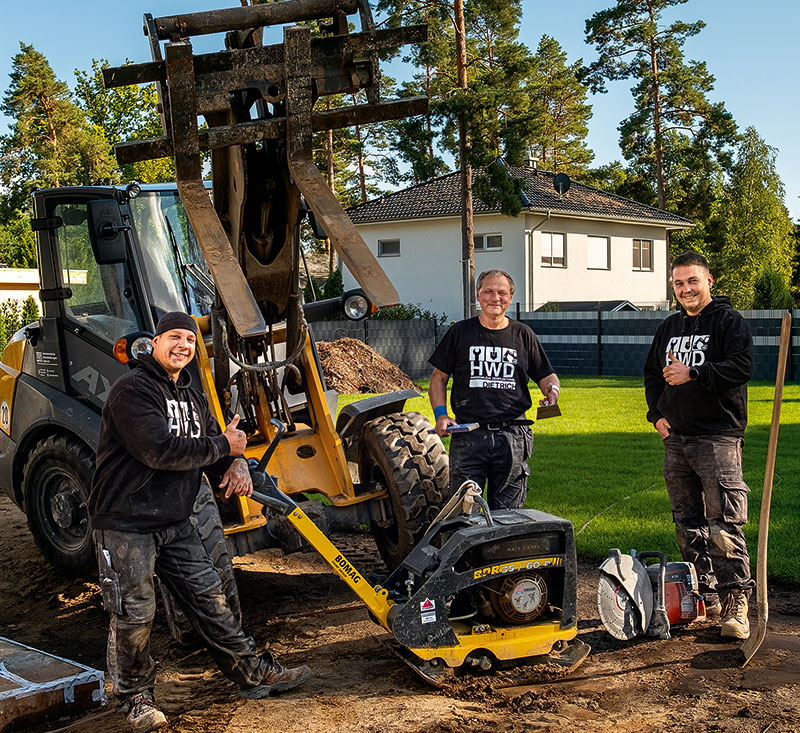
93,520,270,700
448,425,533,510
662,433,754,595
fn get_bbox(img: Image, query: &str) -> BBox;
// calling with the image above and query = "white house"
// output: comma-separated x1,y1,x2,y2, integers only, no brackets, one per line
345,165,692,322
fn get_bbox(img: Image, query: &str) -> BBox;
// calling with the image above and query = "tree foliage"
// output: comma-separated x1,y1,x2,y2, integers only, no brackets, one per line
0,44,117,209
74,59,173,183
0,210,36,268
584,0,737,212
716,127,795,307
526,35,593,177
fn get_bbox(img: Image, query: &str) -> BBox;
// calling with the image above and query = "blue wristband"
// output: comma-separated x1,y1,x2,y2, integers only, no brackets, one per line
433,405,448,420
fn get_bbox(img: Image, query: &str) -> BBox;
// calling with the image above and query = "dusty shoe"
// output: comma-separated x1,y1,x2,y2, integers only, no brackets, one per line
703,593,722,619
124,691,167,732
720,590,750,640
241,659,312,699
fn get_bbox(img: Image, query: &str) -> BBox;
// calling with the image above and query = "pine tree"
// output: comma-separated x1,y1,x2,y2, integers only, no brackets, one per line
0,44,117,208
717,127,794,307
584,0,737,211
526,35,593,177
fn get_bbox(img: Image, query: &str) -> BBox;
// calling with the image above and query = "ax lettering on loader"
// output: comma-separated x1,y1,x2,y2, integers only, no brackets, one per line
742,311,791,666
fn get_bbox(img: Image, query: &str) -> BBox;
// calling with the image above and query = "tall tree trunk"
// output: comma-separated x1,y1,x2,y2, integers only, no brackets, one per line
326,125,336,275
454,0,475,318
41,95,60,187
352,93,368,204
647,20,665,210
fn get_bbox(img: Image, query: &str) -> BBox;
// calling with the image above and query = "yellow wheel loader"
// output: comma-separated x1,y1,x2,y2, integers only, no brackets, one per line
0,0,588,678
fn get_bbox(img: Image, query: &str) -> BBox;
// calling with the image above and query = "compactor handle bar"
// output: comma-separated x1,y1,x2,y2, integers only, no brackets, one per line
248,418,297,516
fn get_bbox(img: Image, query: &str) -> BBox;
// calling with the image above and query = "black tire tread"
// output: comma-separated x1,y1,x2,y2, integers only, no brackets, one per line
363,411,450,569
21,433,95,575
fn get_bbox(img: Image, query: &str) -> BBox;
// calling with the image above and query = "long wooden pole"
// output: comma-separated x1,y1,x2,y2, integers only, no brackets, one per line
742,311,791,665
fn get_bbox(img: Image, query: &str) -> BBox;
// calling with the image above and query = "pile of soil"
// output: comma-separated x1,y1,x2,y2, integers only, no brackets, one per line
317,337,418,394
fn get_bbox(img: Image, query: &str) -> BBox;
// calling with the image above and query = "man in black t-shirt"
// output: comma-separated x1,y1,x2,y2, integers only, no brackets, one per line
428,270,559,509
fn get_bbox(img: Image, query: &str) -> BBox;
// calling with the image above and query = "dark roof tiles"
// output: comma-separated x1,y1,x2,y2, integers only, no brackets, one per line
347,166,692,227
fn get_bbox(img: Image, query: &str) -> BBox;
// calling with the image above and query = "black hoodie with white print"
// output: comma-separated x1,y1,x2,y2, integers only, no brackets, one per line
89,353,233,532
644,296,753,437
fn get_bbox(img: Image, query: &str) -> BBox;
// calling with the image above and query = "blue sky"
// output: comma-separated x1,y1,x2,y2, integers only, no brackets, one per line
2,0,798,219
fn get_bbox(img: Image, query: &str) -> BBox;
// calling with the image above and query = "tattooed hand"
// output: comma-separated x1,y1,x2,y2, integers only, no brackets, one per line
220,457,253,498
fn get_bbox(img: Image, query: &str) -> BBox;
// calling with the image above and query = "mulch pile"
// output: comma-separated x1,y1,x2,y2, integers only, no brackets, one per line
316,338,419,394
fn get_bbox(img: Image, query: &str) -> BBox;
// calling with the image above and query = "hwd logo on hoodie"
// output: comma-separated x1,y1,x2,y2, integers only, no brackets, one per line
165,399,202,438
665,334,710,367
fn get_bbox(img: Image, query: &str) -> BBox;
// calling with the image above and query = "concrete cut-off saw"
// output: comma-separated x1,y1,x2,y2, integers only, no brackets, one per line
249,419,590,685
597,549,708,641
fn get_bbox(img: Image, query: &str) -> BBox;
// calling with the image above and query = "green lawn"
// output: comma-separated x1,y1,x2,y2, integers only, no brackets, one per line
338,377,800,583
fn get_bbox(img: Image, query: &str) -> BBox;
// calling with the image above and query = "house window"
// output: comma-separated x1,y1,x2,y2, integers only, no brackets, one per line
474,233,503,251
587,236,610,270
541,232,566,267
633,239,652,270
378,239,400,257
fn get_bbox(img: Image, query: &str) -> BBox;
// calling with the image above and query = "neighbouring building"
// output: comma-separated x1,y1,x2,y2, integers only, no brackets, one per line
345,164,692,322
0,268,41,310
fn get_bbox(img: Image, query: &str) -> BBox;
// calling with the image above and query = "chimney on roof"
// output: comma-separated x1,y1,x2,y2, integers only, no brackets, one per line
525,157,538,174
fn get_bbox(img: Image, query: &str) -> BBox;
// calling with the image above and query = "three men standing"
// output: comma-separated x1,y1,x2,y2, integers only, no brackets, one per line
644,251,754,639
428,270,560,510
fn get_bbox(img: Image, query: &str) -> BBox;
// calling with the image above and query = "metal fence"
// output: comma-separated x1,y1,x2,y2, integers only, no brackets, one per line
310,309,799,382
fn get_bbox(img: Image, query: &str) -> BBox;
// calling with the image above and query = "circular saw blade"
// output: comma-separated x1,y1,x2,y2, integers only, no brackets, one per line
597,571,652,641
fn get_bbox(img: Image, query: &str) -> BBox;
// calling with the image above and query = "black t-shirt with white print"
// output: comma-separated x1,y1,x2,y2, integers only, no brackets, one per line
429,317,554,424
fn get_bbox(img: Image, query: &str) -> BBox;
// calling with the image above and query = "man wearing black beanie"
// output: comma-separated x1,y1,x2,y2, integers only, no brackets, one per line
89,312,310,732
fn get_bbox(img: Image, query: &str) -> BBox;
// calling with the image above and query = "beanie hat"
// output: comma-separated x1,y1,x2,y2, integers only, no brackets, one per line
154,312,197,337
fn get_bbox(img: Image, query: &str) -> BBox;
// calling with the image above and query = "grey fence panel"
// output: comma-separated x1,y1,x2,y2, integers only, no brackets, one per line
794,310,800,382
308,321,366,343
519,311,599,375
367,320,437,379
602,311,671,377
308,311,798,382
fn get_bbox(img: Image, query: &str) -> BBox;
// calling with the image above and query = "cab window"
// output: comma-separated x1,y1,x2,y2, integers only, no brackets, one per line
55,202,142,343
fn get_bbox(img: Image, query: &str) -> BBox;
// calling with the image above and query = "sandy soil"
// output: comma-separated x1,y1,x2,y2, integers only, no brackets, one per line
2,492,799,733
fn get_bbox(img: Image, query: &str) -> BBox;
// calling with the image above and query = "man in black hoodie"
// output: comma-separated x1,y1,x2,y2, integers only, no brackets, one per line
89,312,310,732
644,252,754,641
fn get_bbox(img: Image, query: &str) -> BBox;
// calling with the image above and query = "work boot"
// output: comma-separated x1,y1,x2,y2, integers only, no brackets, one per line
241,658,312,699
703,592,722,619
123,691,167,732
720,589,750,640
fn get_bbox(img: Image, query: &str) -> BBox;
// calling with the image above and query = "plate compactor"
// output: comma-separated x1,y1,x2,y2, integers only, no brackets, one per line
597,548,707,641
250,420,590,684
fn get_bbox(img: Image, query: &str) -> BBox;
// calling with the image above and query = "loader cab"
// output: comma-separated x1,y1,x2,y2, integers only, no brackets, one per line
31,184,213,411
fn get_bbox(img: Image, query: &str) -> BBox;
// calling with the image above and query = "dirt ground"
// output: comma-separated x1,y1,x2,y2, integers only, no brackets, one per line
2,493,799,733
316,338,418,394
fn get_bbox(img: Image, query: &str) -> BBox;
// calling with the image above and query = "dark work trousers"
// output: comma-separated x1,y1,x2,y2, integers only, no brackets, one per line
93,521,269,700
448,425,533,510
662,433,754,595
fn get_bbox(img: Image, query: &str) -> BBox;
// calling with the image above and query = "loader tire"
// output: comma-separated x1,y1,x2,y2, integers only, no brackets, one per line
22,434,94,575
362,411,450,571
159,478,242,647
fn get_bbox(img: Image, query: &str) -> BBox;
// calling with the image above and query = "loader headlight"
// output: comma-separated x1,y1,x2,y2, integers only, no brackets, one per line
340,289,372,321
113,332,153,364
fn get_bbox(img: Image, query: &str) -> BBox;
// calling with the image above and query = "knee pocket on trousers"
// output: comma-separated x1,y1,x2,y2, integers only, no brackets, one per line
100,570,123,615
717,480,748,524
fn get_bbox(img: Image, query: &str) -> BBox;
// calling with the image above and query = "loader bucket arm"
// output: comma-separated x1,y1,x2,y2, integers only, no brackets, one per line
104,0,428,333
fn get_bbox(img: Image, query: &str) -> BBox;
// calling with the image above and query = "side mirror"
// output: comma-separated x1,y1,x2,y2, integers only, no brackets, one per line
87,200,130,264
